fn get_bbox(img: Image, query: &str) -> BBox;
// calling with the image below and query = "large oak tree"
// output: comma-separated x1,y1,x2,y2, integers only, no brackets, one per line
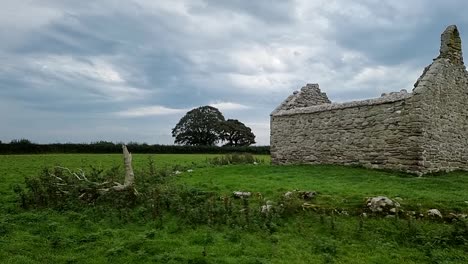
171,106,225,146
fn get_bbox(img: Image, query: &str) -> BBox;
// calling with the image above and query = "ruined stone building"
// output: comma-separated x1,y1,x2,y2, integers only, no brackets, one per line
270,25,468,175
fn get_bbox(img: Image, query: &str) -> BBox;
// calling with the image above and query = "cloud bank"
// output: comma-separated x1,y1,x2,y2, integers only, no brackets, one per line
1,0,467,145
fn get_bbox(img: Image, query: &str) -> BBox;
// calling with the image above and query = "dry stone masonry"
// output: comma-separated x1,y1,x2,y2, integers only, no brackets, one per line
270,25,468,175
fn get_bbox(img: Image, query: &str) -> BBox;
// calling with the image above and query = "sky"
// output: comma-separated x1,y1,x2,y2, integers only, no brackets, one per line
1,0,468,145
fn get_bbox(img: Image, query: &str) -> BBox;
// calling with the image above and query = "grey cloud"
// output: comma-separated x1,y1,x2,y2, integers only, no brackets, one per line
13,15,120,56
194,0,297,24
324,1,468,66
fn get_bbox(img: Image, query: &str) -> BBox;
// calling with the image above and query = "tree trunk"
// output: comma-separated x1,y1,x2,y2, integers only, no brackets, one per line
99,145,137,193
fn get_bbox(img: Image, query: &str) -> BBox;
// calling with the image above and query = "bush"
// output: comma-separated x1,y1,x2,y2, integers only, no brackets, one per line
14,166,132,209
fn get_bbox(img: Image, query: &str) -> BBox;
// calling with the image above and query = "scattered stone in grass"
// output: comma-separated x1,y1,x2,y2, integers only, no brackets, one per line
261,201,273,214
187,169,193,173
336,210,349,216
174,170,182,175
427,209,443,218
284,190,317,200
366,196,400,214
447,213,467,221
284,191,295,199
300,191,317,200
253,162,258,165
233,191,251,199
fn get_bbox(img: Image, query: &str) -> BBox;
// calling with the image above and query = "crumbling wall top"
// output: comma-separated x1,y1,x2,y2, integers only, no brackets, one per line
413,25,465,92
271,83,331,115
272,89,410,117
294,84,331,107
438,25,463,65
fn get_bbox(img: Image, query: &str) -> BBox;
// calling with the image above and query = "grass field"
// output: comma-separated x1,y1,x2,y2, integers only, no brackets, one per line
1,154,467,263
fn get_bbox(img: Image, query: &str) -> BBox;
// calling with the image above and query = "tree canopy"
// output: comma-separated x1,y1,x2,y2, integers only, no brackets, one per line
171,106,225,146
171,106,256,146
219,119,256,146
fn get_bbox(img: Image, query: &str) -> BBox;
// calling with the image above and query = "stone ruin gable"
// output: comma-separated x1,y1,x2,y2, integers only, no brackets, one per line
410,25,468,174
270,25,468,175
272,83,331,113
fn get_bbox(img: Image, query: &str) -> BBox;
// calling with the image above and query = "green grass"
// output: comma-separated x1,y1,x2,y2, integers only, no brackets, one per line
0,154,223,207
178,164,468,212
0,154,467,263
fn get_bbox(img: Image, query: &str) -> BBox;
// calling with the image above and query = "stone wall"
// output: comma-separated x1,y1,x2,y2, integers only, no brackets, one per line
412,62,468,172
270,25,468,175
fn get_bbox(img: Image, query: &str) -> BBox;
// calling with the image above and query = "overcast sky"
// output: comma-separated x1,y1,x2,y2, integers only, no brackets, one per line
1,0,468,145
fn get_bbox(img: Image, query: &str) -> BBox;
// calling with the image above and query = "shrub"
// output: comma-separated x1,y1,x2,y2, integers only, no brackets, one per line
14,165,137,209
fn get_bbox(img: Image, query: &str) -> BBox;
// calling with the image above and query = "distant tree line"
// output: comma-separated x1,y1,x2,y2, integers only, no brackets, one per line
0,106,265,154
0,139,269,155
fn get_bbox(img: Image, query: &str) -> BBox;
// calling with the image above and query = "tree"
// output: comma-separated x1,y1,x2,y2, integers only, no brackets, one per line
10,139,32,144
172,106,225,146
219,119,256,146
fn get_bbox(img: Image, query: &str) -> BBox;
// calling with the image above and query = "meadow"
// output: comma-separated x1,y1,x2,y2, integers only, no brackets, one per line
0,153,467,263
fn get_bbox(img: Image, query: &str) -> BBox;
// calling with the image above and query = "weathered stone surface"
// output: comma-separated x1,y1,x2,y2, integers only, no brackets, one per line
366,196,400,213
272,83,331,114
270,25,468,175
261,201,274,214
233,191,251,199
438,25,463,65
283,190,317,200
427,209,443,218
